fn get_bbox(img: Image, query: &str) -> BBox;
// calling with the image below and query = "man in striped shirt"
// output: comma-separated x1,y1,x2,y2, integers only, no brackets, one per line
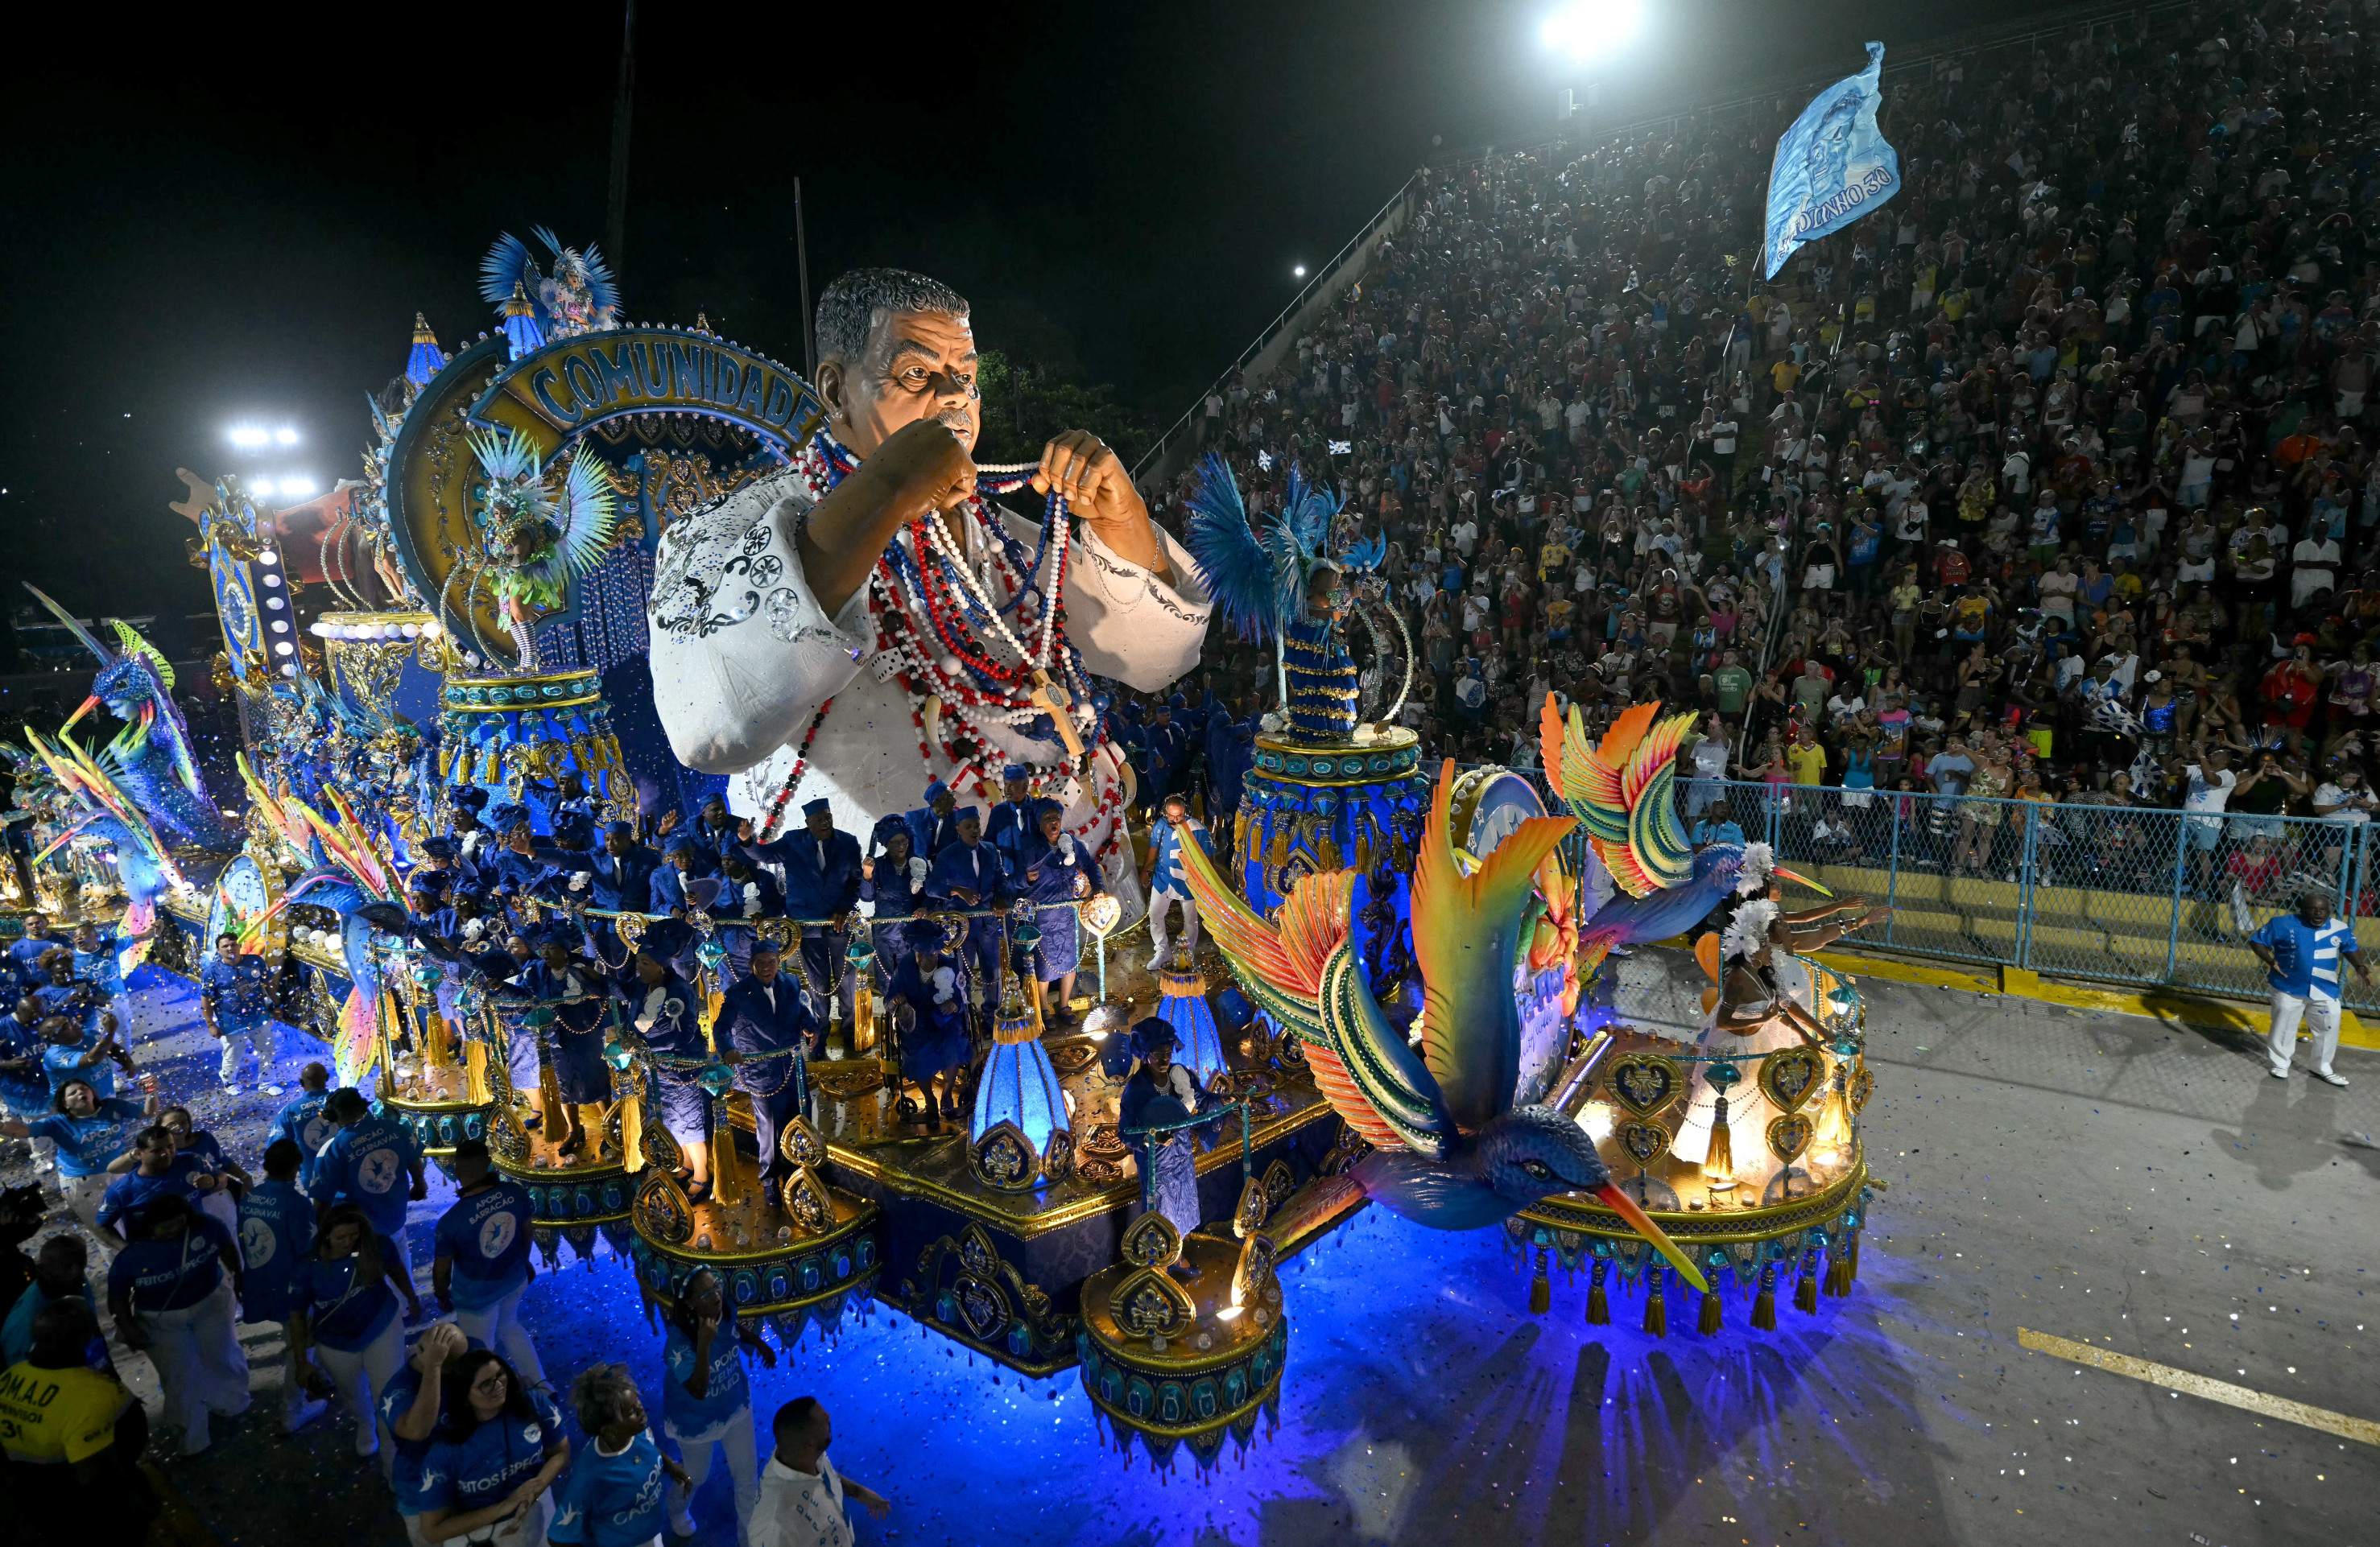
2248,886,2370,1085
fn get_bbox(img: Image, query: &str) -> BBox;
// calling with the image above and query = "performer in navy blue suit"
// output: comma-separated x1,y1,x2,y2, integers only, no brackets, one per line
924,808,1008,1030
983,767,1039,869
717,936,819,1182
748,798,862,1030
588,821,659,916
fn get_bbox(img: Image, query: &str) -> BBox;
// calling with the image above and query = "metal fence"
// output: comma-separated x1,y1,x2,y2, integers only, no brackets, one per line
1667,778,2380,1013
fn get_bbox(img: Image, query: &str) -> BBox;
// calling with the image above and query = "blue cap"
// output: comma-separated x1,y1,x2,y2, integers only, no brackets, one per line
923,777,948,801
1002,765,1028,782
700,791,729,812
408,870,445,895
421,836,457,860
1167,693,1188,710
871,814,911,845
662,832,700,856
605,819,634,839
953,805,981,824
748,933,782,956
490,802,531,832
1034,798,1064,819
903,918,946,946
452,786,490,812
801,797,833,817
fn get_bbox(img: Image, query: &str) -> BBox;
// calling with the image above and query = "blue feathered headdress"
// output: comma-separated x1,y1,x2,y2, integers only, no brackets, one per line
1182,452,1378,644
479,226,622,336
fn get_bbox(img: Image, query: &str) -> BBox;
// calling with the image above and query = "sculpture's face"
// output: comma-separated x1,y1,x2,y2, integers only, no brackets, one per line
827,308,980,457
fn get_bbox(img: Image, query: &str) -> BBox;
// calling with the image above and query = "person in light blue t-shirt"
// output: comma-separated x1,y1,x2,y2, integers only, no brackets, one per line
235,1140,329,1435
2248,885,2372,1084
414,1347,569,1547
1,1079,153,1242
432,1139,543,1387
291,1203,422,1475
549,1364,689,1547
269,1064,335,1189
306,1089,427,1274
659,1268,776,1540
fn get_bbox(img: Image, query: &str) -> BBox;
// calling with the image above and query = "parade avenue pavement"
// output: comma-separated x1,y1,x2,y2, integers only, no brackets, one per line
23,962,2374,1547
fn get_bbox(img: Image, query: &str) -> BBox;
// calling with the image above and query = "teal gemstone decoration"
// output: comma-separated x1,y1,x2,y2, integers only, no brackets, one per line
697,1062,736,1097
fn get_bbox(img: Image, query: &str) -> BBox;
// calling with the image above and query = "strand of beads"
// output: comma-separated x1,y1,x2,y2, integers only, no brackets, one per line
752,699,837,842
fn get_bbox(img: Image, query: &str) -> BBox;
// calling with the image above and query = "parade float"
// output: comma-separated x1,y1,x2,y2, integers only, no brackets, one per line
0,227,1877,1477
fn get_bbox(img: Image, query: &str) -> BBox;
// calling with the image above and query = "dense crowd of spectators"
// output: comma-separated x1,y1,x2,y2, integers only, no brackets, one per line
1126,0,2380,906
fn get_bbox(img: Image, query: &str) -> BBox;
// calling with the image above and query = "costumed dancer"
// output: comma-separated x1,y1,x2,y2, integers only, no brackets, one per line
649,831,720,917
447,787,495,870
907,778,962,861
199,932,279,1096
923,807,1008,1029
506,926,615,1156
620,925,715,1199
984,766,1039,868
1118,1019,1204,1249
1018,798,1097,1029
1147,794,1209,971
886,919,970,1131
1670,871,1882,1169
589,820,660,919
718,935,820,1182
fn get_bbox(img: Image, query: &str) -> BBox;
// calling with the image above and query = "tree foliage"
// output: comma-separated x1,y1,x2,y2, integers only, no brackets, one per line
974,349,1159,471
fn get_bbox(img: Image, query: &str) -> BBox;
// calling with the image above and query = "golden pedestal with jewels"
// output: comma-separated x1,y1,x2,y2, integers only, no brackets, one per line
1077,1174,1295,1472
629,1116,882,1345
481,1001,646,1267
1511,953,1877,1335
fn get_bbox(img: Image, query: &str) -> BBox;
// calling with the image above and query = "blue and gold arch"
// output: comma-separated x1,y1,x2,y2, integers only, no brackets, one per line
384,327,826,672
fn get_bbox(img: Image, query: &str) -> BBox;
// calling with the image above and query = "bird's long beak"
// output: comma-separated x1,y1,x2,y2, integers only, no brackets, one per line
1595,1182,1710,1294
63,695,100,732
1771,864,1831,897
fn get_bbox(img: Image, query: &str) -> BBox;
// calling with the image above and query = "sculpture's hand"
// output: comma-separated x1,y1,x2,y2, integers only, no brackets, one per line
1035,430,1166,576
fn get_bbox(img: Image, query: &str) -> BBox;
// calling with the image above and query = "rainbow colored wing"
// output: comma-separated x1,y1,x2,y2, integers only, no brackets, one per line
1538,694,1696,899
1410,758,1576,1132
1176,835,1451,1156
1313,943,1450,1161
1175,831,1329,1037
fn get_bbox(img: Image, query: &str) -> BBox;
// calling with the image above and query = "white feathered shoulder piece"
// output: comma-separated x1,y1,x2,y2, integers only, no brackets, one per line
1721,898,1780,965
1735,840,1777,896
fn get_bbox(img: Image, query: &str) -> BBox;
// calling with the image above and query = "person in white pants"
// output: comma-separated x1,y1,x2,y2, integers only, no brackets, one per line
2247,885,2370,1084
292,1203,424,1474
662,1269,775,1541
199,934,279,1094
433,1140,545,1388
105,1194,250,1454
1146,796,1208,970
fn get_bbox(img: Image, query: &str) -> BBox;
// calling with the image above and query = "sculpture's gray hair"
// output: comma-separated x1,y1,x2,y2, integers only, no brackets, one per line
815,268,971,366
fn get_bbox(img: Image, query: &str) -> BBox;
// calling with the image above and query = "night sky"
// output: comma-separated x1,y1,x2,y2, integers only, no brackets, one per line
2,0,2080,624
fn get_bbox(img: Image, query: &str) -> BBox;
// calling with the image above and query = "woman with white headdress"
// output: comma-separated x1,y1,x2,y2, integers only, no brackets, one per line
1668,876,1882,1171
